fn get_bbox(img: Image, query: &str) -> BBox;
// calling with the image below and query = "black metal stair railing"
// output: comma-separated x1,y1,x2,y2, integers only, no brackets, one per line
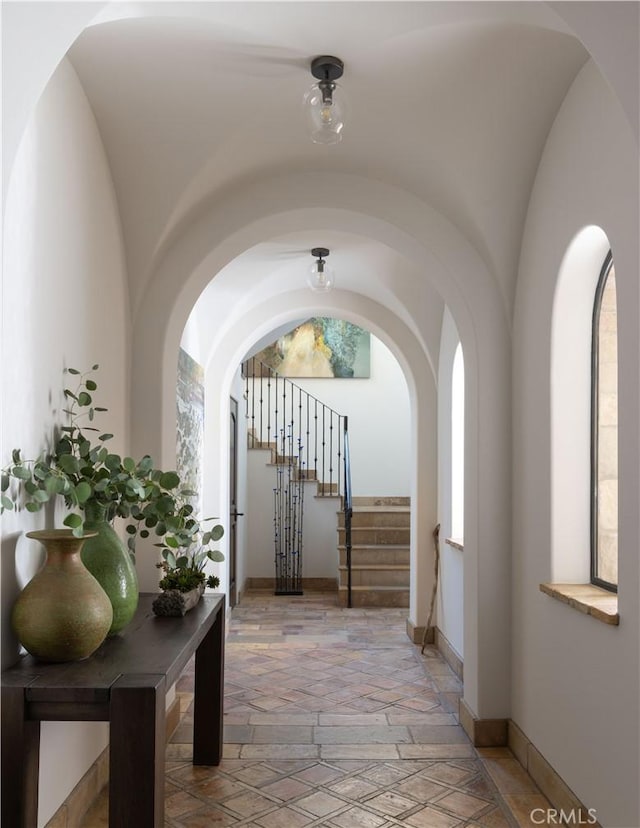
343,416,353,608
243,356,353,605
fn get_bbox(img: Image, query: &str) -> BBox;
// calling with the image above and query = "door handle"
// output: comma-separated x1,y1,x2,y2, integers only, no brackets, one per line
231,511,244,518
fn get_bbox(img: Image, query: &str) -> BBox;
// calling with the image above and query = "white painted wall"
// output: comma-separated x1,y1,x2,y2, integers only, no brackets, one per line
1,58,128,826
436,309,464,659
513,59,639,827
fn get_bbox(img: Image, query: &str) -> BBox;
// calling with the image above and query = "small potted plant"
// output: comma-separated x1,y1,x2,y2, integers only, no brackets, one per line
152,524,224,616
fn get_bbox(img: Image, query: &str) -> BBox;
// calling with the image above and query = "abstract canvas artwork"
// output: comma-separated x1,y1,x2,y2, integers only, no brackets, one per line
176,348,204,513
252,318,370,378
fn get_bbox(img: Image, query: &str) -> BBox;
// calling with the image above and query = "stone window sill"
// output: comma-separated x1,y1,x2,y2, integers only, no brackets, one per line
445,537,464,551
539,583,619,626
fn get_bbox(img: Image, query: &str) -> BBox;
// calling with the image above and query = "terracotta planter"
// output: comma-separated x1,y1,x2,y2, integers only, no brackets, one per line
12,530,113,662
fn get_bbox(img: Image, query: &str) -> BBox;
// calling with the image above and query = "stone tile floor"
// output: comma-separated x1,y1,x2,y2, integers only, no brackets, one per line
82,591,550,827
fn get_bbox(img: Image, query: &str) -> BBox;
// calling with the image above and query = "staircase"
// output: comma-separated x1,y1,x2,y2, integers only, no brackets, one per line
246,430,336,497
243,357,411,607
338,497,410,607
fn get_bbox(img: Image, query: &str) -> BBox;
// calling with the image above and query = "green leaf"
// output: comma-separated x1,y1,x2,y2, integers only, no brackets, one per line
56,438,72,455
25,502,41,512
72,525,84,538
25,480,38,495
126,524,137,535
105,454,121,470
58,454,79,474
209,525,224,541
126,480,145,499
165,516,181,532
164,550,177,569
33,490,49,503
207,550,225,562
94,407,108,412
85,380,97,391
89,408,95,421
92,363,99,370
100,434,114,442
155,522,166,536
12,466,31,480
66,368,80,375
1,495,14,511
12,449,21,464
127,537,136,551
33,464,47,481
78,392,92,407
79,440,91,458
64,389,78,401
140,529,149,539
1,473,10,492
165,536,179,549
137,456,154,474
63,513,83,529
176,556,189,568
159,471,180,490
45,476,60,496
75,481,92,503
123,457,136,474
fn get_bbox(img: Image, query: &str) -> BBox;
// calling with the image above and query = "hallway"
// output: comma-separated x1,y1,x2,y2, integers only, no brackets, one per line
77,591,559,827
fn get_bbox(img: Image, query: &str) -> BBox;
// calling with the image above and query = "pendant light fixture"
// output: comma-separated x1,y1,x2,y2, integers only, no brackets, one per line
303,56,346,145
308,248,334,292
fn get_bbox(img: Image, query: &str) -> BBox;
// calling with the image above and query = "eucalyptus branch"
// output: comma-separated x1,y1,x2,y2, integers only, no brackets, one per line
1,366,224,571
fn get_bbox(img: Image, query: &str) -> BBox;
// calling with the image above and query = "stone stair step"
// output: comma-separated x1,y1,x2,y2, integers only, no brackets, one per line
338,509,410,528
338,527,410,545
339,546,410,566
338,565,410,587
351,496,410,507
248,440,277,450
337,585,410,608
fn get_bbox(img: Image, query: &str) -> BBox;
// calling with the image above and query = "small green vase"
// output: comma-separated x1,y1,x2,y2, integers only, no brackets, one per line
81,501,139,635
12,530,113,662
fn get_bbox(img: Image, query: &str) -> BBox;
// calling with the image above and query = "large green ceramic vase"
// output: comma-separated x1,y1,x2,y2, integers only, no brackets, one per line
12,530,113,662
81,501,139,635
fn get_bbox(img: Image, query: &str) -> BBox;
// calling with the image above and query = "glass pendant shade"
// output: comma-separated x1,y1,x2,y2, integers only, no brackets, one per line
307,259,335,292
303,82,347,145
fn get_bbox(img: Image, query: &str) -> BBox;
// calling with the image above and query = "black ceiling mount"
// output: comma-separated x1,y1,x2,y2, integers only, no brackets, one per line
310,57,344,83
311,247,330,259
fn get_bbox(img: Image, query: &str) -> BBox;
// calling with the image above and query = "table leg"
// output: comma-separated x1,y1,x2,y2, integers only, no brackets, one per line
109,674,165,828
193,596,225,765
1,685,41,828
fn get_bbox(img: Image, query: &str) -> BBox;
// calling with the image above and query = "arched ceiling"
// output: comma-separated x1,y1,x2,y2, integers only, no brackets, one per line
67,2,588,318
187,230,445,368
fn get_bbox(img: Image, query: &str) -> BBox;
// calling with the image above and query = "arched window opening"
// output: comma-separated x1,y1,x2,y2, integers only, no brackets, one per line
451,344,464,541
591,252,618,591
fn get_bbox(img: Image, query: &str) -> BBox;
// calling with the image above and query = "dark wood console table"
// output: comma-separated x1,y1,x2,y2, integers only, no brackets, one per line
1,593,225,828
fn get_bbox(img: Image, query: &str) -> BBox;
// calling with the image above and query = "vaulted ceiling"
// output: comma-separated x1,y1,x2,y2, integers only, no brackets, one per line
68,2,587,320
